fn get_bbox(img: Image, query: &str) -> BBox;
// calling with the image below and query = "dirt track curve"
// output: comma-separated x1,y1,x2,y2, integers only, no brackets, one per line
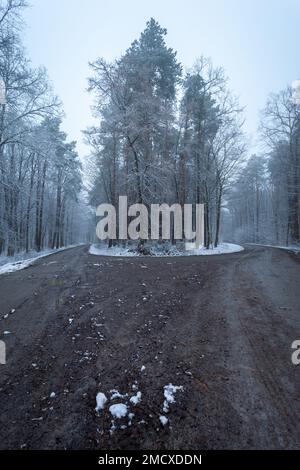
0,244,299,449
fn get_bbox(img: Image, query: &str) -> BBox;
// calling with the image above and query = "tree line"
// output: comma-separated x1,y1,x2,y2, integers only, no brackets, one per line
0,0,87,257
227,85,300,246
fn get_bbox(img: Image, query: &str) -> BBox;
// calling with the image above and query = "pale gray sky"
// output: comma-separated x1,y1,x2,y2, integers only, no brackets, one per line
23,0,300,157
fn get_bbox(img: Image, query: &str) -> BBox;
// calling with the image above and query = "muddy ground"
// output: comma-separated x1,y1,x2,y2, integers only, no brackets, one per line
0,244,299,449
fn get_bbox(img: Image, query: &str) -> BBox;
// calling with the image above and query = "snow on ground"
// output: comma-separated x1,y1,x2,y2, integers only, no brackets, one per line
95,392,108,412
159,415,169,426
163,384,183,413
109,403,128,419
95,387,141,424
89,242,244,257
0,244,83,276
130,391,142,405
246,243,300,253
89,244,135,257
128,412,134,426
185,242,244,255
94,385,143,434
0,256,39,275
94,382,184,434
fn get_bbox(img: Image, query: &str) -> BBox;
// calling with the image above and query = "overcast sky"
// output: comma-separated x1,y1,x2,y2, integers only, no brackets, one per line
23,0,300,157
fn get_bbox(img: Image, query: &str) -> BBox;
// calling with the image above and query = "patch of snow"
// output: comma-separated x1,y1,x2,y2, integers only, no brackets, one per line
128,412,134,426
159,415,168,426
163,384,183,413
185,242,244,255
0,258,35,275
109,403,128,419
140,365,146,372
95,392,108,412
50,392,56,398
130,391,142,405
89,244,135,257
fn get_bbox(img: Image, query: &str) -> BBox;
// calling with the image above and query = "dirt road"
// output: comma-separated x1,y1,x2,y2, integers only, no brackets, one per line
0,245,299,449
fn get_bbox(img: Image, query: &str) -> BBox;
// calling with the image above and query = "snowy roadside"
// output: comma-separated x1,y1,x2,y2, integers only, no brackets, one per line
245,243,300,254
0,244,84,276
185,242,244,255
89,242,244,257
89,244,136,257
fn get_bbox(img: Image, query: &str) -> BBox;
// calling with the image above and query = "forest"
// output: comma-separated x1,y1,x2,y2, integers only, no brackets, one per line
1,2,300,259
0,0,88,258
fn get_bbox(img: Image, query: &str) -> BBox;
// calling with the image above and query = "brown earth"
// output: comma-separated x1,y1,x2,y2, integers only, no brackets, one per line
0,244,299,449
